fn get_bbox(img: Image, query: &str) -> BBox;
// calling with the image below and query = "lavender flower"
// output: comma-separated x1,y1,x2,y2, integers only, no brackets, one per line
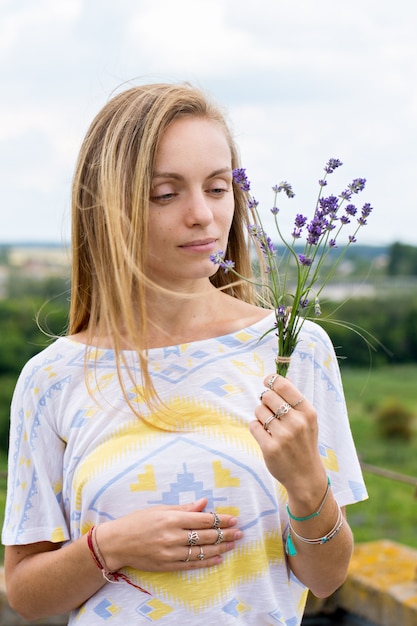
273,181,295,198
324,158,343,173
211,159,374,376
233,168,251,192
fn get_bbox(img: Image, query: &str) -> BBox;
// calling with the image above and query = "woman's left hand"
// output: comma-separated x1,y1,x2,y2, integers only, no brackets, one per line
249,373,327,497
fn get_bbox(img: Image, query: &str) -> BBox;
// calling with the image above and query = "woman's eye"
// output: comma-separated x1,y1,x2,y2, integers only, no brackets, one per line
208,187,228,196
151,192,176,203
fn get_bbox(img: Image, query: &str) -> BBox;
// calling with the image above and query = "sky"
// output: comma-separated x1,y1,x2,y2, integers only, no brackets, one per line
1,0,416,246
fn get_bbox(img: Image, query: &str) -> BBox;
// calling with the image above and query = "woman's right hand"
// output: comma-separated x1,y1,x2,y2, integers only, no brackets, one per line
96,497,242,572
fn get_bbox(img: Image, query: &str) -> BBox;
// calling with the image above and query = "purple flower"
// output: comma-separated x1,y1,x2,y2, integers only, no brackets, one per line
340,189,352,201
271,206,279,215
276,305,286,319
318,179,328,187
294,214,308,228
248,198,259,209
210,251,225,264
248,224,276,256
340,215,351,225
221,259,235,273
345,204,357,216
361,202,373,217
298,254,313,266
324,158,343,174
232,168,251,192
349,235,357,243
292,228,302,239
329,239,337,248
247,224,262,237
319,195,339,215
273,181,295,198
348,178,366,194
306,217,326,245
357,203,372,226
209,251,235,273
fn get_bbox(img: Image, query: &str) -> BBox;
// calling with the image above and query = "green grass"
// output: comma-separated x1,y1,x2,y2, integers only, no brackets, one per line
341,363,417,549
0,365,416,565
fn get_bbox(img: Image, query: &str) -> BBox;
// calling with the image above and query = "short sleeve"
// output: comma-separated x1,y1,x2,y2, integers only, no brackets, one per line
2,355,70,546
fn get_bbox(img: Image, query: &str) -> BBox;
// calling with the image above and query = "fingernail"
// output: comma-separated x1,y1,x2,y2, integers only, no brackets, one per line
234,530,243,540
229,517,237,526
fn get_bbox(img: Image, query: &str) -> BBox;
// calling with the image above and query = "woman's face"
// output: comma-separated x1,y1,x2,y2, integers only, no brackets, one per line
146,116,235,289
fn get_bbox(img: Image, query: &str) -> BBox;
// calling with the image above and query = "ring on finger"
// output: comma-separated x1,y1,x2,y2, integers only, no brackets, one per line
183,546,192,562
263,414,276,431
291,395,305,408
214,528,224,545
187,530,200,546
259,389,268,402
274,402,291,419
211,511,220,529
197,546,205,561
267,374,278,390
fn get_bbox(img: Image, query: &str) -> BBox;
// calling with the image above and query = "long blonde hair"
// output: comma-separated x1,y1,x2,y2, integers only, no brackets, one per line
70,82,259,408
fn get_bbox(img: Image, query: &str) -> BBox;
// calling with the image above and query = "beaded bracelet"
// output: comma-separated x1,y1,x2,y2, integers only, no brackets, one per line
286,476,331,522
87,525,151,595
285,503,344,557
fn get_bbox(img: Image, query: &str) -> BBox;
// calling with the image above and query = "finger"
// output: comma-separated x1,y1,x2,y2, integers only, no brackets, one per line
184,526,242,547
249,418,273,443
175,541,236,570
181,510,238,532
263,373,307,409
177,497,208,513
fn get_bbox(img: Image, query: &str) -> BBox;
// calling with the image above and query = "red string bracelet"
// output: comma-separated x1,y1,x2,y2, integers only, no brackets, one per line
86,525,151,595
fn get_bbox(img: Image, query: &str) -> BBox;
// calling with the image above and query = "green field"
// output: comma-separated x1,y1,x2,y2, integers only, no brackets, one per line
340,364,417,548
0,364,416,563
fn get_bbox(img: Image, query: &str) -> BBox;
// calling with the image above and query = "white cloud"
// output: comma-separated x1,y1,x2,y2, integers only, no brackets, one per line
0,0,416,244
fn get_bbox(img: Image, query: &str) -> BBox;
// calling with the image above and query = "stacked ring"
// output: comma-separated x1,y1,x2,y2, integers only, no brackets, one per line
267,374,278,390
214,528,224,545
197,547,205,561
183,547,192,562
291,396,305,408
273,402,291,419
211,511,220,529
263,414,276,431
187,530,200,546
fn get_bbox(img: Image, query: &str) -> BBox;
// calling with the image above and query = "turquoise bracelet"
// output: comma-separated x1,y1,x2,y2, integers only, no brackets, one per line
286,476,331,522
285,503,343,557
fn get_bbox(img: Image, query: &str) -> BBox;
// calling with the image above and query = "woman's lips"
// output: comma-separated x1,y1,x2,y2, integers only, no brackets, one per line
179,238,217,252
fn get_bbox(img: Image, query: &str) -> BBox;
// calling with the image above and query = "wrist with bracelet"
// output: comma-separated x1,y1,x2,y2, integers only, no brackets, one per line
86,525,151,594
285,477,344,557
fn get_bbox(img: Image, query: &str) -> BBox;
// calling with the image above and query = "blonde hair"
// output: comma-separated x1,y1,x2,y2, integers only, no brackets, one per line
70,82,259,409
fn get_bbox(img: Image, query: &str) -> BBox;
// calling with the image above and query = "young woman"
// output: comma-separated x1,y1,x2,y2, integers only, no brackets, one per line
2,83,367,625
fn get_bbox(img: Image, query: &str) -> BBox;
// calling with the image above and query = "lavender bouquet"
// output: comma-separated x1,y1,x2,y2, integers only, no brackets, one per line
211,159,374,376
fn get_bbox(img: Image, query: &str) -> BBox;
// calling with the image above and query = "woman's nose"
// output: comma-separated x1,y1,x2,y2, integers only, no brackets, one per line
185,191,214,226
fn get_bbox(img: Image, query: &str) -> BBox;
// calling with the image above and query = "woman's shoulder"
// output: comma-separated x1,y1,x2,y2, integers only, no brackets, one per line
16,336,83,382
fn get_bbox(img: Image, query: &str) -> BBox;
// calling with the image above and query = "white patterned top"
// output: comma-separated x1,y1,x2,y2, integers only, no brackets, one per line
2,313,367,625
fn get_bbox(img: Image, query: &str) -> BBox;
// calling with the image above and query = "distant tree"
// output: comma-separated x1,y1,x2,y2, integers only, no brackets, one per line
386,242,417,276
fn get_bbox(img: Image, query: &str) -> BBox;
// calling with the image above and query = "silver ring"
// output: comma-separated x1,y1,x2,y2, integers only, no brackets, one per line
267,374,278,390
187,530,200,546
263,414,276,431
211,511,220,529
184,546,192,562
274,402,291,419
197,546,205,561
214,528,224,545
259,389,268,402
291,395,305,408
